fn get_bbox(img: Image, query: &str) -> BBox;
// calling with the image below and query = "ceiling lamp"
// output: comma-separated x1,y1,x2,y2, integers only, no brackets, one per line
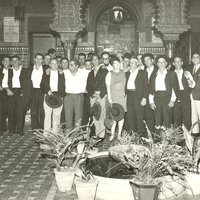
112,5,124,24
14,0,25,22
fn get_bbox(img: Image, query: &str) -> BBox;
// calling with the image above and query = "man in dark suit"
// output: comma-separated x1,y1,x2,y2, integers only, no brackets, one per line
173,56,195,130
86,54,108,139
149,55,179,131
191,53,200,135
0,55,11,134
26,53,48,129
126,56,148,136
6,55,27,135
142,53,158,132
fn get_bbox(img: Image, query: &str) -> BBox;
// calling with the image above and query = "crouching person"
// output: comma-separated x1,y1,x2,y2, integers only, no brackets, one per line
41,59,65,134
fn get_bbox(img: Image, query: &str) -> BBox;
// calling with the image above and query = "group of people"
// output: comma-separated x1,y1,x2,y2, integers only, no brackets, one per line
0,48,200,143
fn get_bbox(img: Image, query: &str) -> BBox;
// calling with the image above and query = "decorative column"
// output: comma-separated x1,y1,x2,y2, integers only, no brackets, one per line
152,0,192,58
49,0,85,59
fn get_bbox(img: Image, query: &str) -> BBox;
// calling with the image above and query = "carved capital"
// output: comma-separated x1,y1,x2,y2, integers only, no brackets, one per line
151,0,192,26
49,0,84,33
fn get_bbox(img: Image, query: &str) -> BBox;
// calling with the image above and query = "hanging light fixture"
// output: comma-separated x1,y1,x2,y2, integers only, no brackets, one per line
112,1,124,24
14,0,25,22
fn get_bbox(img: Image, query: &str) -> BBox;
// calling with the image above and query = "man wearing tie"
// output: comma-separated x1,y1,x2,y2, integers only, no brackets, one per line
191,53,200,135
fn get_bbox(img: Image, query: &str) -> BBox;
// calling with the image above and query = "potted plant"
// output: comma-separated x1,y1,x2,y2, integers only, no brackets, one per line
129,123,196,200
107,122,195,200
75,166,98,200
32,124,90,192
182,120,200,195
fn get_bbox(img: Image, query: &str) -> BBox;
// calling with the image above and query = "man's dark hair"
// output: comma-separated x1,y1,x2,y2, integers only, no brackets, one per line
141,53,154,65
110,56,120,65
155,55,170,66
35,53,44,59
101,51,110,58
11,55,20,60
48,48,56,55
92,54,100,60
78,53,86,58
172,55,183,62
87,52,95,59
2,55,11,60
123,52,132,60
70,58,79,66
85,58,91,62
61,57,69,62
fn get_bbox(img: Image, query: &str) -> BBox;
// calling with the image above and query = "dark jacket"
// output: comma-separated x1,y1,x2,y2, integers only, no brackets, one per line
125,69,148,100
40,70,65,97
7,67,27,94
26,65,49,90
145,65,158,95
174,69,192,102
149,70,179,99
86,67,108,98
191,66,200,100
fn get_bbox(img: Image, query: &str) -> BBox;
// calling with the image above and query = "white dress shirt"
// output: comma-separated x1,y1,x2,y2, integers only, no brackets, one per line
31,65,43,88
64,69,89,94
127,68,138,90
149,69,176,104
2,68,9,88
50,70,58,92
193,64,200,75
175,68,184,90
155,69,167,91
12,67,22,88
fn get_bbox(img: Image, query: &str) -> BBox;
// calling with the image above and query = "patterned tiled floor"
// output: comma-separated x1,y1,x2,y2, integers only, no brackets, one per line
0,127,200,200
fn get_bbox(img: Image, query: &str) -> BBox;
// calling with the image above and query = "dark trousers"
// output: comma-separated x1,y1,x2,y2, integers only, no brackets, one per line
127,91,145,135
154,94,171,128
145,101,155,132
0,92,8,132
82,93,91,126
8,89,24,133
174,91,191,130
30,88,44,129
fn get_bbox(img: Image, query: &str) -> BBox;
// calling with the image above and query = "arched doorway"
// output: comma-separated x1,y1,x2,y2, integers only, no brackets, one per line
95,5,138,54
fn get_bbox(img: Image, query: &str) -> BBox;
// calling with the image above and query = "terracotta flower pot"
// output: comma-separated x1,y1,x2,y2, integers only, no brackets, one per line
129,181,161,200
54,167,75,192
75,177,98,200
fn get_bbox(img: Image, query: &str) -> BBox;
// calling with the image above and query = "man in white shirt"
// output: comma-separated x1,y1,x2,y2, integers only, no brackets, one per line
173,56,195,130
0,55,11,134
7,55,27,136
27,53,48,129
41,59,65,134
149,55,179,131
63,58,89,131
126,57,148,136
191,53,200,135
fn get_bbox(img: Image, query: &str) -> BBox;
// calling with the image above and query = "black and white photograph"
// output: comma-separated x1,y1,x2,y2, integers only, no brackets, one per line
0,0,200,200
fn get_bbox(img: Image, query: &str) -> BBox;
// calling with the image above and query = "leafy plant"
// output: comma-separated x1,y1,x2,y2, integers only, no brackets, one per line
32,124,91,170
108,121,196,185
